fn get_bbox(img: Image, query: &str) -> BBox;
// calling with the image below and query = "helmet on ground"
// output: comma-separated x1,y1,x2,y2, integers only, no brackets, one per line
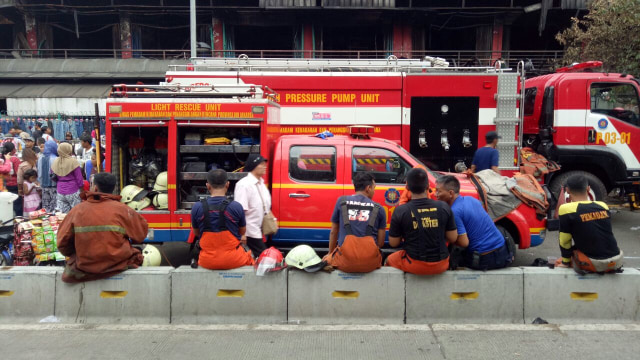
120,184,148,203
152,193,168,209
141,245,161,266
255,247,286,276
127,197,152,211
153,171,168,192
285,245,325,273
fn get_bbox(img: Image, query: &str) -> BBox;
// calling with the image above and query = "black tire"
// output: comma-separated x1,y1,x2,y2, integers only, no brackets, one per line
497,225,517,262
549,170,607,201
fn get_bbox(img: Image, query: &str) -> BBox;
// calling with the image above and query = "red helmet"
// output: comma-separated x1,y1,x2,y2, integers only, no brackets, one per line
255,247,286,276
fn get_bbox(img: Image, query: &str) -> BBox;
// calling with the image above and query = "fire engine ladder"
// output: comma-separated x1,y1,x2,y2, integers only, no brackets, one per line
494,61,525,170
108,83,277,101
175,55,497,73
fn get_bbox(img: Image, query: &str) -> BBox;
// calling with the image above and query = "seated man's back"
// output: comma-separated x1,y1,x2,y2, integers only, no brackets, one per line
57,173,148,283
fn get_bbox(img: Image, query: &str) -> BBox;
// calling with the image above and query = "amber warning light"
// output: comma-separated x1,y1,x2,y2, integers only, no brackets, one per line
349,125,375,138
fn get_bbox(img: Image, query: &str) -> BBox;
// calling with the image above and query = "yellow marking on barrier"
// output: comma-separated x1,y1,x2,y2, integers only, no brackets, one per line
100,291,128,298
570,292,598,301
332,291,359,299
0,290,14,297
217,290,245,298
450,292,479,300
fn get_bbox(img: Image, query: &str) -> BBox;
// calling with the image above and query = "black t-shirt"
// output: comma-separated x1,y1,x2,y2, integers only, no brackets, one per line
559,201,620,260
389,198,457,262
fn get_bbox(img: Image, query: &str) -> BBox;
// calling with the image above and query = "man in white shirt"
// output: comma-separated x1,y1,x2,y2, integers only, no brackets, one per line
40,125,54,143
234,154,271,257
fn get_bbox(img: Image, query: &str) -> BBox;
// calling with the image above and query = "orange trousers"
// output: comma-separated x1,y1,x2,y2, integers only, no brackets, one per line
386,250,449,275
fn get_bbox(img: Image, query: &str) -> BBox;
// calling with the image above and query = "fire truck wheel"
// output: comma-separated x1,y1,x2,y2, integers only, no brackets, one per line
550,171,607,201
497,225,517,261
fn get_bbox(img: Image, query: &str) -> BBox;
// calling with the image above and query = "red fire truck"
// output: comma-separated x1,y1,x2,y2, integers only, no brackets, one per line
522,61,640,204
105,84,548,250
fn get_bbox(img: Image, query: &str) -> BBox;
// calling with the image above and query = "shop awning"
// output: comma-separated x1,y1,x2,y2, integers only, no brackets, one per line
0,84,112,98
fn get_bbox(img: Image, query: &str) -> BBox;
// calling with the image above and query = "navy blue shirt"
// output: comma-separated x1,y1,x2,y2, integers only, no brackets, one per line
472,146,499,172
331,194,386,246
191,196,246,240
451,196,504,253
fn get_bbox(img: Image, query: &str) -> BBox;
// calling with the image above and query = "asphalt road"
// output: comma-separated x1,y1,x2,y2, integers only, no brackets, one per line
2,324,640,360
514,205,640,268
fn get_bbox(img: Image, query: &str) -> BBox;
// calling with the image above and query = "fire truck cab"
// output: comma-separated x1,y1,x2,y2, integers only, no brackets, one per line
523,61,640,201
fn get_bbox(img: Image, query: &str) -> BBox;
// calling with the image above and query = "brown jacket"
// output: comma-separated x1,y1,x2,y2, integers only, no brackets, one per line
57,191,148,283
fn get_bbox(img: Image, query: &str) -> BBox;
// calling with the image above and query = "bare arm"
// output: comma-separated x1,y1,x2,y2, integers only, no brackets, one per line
329,222,339,253
470,164,477,173
376,228,386,248
388,236,402,248
445,229,458,245
452,233,469,248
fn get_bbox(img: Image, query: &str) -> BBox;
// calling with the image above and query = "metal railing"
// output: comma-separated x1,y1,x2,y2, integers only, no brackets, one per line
0,48,564,72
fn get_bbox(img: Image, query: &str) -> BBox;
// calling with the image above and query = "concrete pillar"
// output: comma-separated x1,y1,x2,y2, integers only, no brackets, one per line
24,14,37,55
491,19,504,66
119,13,132,59
212,18,224,57
392,24,412,59
303,24,314,58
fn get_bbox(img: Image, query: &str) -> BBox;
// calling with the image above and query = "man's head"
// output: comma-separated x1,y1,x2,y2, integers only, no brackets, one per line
485,131,500,146
12,125,21,135
406,168,429,195
244,154,268,177
206,169,229,193
92,172,117,194
435,175,461,205
41,125,51,134
2,142,16,156
20,132,34,148
65,132,73,141
353,171,376,199
565,174,589,199
36,138,45,151
80,134,92,149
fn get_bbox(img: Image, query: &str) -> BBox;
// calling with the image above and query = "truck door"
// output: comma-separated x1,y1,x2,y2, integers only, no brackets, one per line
347,144,415,240
274,139,344,246
587,81,640,171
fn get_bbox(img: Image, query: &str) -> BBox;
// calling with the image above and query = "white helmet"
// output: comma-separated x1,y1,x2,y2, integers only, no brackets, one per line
127,197,152,211
120,184,148,203
285,245,325,272
153,171,168,192
152,193,168,209
141,245,161,266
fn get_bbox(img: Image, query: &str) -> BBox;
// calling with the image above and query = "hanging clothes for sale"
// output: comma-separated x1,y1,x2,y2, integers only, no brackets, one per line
83,118,93,135
69,119,78,139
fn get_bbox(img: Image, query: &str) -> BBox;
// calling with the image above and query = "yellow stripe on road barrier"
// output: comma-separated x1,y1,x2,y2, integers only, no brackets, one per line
570,292,598,301
332,291,359,299
450,292,479,300
0,290,14,297
100,291,128,298
217,290,245,298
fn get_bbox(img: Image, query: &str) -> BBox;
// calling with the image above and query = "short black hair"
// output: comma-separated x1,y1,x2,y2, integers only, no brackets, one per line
24,169,38,180
36,138,45,145
12,125,21,130
93,172,117,194
80,134,92,143
40,125,48,132
565,174,588,194
353,171,375,192
206,169,228,189
436,175,461,194
2,142,15,155
407,168,429,194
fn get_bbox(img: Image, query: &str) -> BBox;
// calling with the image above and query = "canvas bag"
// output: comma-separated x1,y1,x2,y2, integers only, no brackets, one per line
256,183,278,235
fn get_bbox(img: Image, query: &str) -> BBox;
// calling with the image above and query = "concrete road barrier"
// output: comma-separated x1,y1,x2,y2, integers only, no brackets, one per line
523,267,640,324
0,267,58,323
288,268,405,325
171,266,287,324
55,267,172,324
406,268,524,324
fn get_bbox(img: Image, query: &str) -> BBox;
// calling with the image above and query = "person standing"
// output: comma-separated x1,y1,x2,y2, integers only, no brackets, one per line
435,175,513,270
38,140,58,213
56,172,148,283
470,131,501,174
22,169,41,216
51,142,84,213
20,132,39,154
234,154,271,257
1,142,22,216
190,169,253,270
17,148,38,209
386,168,458,275
40,125,54,143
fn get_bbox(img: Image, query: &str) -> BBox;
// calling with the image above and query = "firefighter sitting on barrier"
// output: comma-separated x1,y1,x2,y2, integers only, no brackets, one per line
324,172,386,273
386,168,459,275
190,169,254,270
557,174,623,274
435,175,513,271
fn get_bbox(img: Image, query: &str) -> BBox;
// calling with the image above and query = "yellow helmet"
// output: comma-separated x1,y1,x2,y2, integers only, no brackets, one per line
127,197,152,211
120,184,148,203
152,193,168,209
141,245,162,266
153,172,168,192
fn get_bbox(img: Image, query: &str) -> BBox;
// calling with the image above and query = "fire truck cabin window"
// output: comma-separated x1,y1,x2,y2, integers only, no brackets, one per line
289,146,337,182
590,83,640,127
352,147,411,184
524,87,537,116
